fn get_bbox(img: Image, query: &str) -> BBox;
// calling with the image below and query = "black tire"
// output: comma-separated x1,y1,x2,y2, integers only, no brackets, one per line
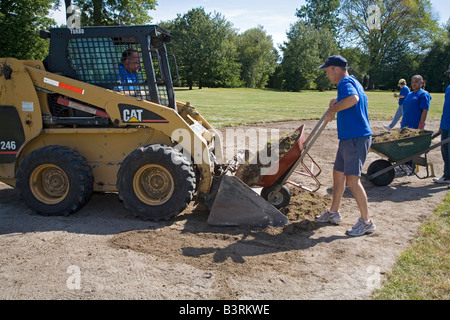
261,184,291,209
117,144,196,221
16,145,94,216
367,159,395,186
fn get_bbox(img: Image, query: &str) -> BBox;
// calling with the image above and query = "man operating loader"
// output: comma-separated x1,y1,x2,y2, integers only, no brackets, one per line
116,49,145,97
315,55,375,237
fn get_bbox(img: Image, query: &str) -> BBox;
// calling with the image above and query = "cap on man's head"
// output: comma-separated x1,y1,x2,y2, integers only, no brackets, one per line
445,65,450,75
319,55,348,69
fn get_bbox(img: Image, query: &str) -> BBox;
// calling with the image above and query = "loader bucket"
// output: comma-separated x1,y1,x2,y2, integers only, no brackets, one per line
207,175,289,227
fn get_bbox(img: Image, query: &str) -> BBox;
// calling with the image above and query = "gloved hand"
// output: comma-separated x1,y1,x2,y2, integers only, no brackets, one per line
418,122,426,129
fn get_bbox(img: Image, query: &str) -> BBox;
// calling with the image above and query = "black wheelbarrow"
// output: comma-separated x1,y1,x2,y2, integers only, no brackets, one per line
364,130,450,186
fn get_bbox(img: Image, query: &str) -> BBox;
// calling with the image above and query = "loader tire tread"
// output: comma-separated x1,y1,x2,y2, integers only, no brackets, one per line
117,144,196,221
16,145,94,216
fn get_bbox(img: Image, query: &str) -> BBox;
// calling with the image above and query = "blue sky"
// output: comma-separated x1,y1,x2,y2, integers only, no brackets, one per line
51,0,450,49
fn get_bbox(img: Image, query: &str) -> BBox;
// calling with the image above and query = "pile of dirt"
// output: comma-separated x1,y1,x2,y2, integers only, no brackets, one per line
279,187,332,222
373,127,428,144
235,127,303,186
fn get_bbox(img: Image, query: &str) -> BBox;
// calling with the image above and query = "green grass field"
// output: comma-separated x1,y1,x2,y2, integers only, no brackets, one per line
174,87,445,127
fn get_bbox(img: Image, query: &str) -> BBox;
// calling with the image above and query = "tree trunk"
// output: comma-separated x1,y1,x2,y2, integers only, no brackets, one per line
65,0,72,23
93,0,103,25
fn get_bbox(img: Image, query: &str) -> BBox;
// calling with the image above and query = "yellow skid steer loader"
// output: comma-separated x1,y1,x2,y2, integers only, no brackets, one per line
0,25,287,227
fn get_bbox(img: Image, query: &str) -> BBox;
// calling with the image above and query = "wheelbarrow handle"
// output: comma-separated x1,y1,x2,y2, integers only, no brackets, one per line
431,131,441,139
303,108,329,152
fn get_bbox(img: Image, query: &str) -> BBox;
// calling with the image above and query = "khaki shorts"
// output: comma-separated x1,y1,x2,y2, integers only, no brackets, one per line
334,135,372,176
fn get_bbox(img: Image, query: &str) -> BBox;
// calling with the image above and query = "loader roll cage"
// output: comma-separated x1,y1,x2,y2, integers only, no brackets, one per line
41,25,176,109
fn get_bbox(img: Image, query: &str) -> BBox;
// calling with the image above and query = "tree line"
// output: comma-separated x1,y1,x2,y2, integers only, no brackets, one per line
1,0,449,92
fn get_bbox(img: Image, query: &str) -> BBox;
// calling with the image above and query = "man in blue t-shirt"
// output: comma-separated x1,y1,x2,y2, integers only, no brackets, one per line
400,75,431,130
115,49,144,96
315,55,375,237
433,65,450,184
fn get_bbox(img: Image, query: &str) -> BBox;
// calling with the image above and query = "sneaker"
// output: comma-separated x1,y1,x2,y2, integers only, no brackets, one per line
315,208,342,224
346,218,376,237
383,125,391,131
433,176,450,184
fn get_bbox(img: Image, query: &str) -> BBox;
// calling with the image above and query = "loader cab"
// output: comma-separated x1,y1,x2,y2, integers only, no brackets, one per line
41,25,175,109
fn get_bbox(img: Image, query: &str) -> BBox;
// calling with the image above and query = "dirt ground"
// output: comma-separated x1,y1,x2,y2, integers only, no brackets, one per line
0,120,448,300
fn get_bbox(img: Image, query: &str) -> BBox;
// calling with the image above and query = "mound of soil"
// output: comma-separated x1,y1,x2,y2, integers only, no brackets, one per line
373,127,428,144
279,188,332,222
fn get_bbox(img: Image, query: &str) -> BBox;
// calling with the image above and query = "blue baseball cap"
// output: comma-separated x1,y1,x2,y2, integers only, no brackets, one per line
319,55,348,69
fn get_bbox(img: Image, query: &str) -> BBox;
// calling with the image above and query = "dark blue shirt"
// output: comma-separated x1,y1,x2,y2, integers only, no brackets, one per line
336,76,372,140
440,85,450,131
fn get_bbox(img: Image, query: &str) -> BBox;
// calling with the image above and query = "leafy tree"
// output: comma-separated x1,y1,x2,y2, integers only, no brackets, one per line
289,0,341,90
296,0,341,36
340,0,440,89
55,0,157,26
0,0,56,60
419,36,450,92
164,7,241,89
206,12,242,88
280,22,338,91
446,18,450,39
236,26,279,88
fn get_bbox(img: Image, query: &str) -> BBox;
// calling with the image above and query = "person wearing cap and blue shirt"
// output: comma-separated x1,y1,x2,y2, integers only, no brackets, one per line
433,65,450,184
315,55,375,237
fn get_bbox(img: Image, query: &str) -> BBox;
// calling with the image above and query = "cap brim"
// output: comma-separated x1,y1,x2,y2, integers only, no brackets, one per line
318,64,328,69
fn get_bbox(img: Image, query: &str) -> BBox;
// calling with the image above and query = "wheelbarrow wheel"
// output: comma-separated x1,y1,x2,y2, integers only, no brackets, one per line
367,159,395,186
261,185,291,209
